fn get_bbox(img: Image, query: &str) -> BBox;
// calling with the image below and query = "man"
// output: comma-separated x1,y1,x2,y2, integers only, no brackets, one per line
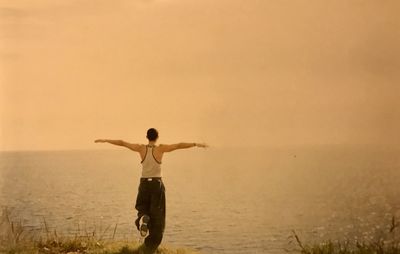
94,128,208,253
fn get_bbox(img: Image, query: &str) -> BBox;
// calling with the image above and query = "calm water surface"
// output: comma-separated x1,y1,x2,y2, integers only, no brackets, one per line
1,145,399,253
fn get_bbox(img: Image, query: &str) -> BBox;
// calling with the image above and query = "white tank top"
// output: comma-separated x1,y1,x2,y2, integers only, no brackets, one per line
141,145,162,178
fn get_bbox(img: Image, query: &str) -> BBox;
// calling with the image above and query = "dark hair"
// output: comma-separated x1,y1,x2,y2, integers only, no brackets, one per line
146,128,159,141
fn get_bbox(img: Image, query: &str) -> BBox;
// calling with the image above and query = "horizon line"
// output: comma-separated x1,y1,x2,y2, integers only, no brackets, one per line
1,143,399,153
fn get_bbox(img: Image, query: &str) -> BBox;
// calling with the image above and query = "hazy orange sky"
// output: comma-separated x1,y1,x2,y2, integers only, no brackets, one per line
1,0,399,151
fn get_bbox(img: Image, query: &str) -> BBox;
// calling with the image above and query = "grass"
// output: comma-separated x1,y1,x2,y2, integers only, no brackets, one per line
289,216,400,254
0,208,200,254
3,207,400,254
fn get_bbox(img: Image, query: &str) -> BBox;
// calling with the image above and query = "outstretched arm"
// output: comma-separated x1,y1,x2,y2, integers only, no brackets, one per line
159,142,208,153
94,139,142,152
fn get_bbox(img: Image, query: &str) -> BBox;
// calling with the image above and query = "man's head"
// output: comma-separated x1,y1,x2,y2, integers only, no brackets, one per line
146,128,159,141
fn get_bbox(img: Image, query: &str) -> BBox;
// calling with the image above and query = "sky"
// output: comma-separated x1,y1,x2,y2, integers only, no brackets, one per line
0,0,399,151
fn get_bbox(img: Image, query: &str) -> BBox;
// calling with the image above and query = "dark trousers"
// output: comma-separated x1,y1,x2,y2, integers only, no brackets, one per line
135,178,166,254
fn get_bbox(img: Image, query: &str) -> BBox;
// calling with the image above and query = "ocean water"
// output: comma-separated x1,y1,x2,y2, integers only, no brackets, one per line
0,145,400,253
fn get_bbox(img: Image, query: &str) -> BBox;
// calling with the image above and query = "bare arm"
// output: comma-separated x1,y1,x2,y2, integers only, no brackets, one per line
159,142,208,153
94,139,142,152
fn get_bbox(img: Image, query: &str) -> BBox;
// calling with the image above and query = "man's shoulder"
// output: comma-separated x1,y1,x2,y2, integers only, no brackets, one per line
120,142,146,153
157,144,170,152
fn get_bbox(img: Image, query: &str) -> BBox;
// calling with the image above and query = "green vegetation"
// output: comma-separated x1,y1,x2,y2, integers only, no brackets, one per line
3,207,400,254
0,208,199,254
290,216,400,254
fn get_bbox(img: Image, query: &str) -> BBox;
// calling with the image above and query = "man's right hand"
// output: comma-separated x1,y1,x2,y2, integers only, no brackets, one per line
196,143,209,148
94,139,106,143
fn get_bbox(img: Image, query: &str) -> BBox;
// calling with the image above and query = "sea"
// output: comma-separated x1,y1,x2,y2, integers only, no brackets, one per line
0,145,399,253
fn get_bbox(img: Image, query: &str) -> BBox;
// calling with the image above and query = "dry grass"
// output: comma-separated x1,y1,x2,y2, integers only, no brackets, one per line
0,208,199,254
289,216,400,254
